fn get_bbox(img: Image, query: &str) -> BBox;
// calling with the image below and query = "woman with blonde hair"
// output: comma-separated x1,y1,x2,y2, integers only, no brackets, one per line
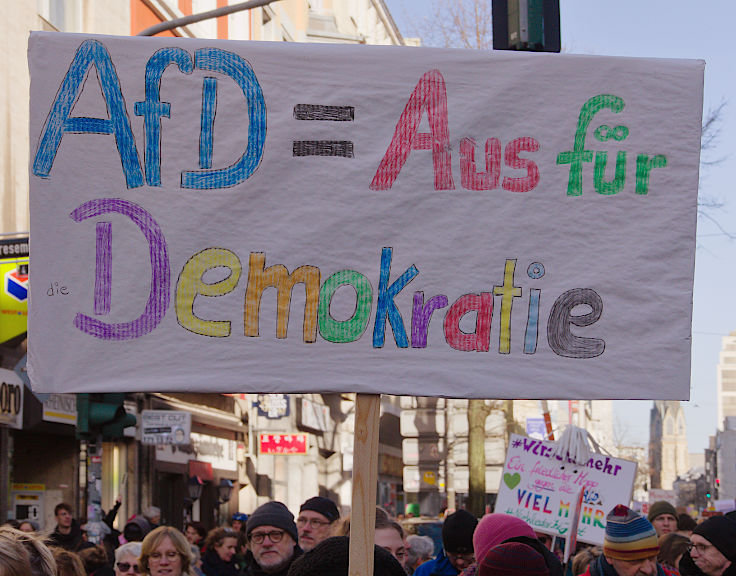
140,525,194,576
0,525,56,576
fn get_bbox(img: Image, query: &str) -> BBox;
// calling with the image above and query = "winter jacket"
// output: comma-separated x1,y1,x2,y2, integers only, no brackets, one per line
581,554,677,576
202,549,240,576
48,519,84,551
414,550,459,576
239,546,303,576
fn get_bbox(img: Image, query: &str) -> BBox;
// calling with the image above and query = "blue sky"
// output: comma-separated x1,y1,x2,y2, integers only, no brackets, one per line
384,0,736,453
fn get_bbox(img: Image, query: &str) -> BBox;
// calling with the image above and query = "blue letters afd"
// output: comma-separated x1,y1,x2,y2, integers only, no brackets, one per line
32,39,267,189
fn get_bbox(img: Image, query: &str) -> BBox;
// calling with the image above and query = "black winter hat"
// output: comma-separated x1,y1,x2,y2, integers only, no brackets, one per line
300,497,340,522
246,501,298,543
693,515,736,562
285,536,406,576
442,509,478,554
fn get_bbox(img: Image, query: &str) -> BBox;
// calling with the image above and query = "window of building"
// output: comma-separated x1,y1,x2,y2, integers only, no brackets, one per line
38,0,79,31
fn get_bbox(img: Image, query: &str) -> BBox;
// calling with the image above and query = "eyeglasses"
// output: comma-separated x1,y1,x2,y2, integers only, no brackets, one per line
116,563,140,573
688,543,713,554
296,517,332,528
149,551,181,562
249,530,285,544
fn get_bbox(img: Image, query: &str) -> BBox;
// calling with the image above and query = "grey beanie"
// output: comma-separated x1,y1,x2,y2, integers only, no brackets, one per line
246,501,298,543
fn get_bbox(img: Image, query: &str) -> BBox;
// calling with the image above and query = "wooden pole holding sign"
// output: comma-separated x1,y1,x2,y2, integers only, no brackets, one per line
348,394,381,576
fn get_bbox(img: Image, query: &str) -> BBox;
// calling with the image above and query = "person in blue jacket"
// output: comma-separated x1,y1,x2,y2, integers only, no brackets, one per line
414,510,478,576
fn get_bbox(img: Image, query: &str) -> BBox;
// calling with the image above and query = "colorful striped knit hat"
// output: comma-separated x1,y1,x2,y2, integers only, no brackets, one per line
603,505,659,561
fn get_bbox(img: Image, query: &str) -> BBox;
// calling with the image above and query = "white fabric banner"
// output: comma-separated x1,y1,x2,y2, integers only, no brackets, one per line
27,32,703,397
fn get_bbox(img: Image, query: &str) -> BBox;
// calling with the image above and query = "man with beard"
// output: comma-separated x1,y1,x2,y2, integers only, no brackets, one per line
242,502,302,576
581,505,676,576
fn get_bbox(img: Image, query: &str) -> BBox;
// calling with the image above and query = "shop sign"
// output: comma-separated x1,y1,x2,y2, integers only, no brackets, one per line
256,394,290,419
141,410,191,445
0,238,29,259
298,397,329,432
156,432,237,471
0,368,23,429
259,433,308,455
0,247,28,344
188,460,214,482
42,393,76,425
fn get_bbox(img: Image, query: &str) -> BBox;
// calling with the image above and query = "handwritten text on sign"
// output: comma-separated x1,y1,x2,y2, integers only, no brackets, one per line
27,33,703,397
495,434,637,545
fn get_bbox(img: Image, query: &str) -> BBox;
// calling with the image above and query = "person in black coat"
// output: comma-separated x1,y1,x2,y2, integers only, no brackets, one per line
48,503,85,552
201,527,240,576
687,516,736,576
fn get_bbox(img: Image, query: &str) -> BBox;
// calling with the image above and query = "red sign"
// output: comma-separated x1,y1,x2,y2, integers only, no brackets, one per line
259,433,308,455
188,460,214,482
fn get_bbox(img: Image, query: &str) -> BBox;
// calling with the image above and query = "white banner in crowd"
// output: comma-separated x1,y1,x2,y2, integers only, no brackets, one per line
495,434,637,545
27,33,703,397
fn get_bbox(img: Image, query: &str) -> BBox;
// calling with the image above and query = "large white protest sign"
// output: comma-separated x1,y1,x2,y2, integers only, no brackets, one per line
495,434,637,545
27,32,703,397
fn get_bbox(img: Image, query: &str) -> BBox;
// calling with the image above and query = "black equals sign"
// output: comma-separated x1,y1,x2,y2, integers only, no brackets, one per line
293,104,354,158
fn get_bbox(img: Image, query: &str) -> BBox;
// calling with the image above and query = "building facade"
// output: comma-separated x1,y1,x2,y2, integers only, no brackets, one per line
714,417,736,502
717,331,736,429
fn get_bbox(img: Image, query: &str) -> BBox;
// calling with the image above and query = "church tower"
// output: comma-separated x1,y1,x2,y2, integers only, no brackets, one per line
649,401,688,490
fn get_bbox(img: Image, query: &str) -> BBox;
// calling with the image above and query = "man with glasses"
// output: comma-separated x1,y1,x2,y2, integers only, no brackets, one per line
414,509,478,576
296,496,340,552
687,516,736,576
243,501,303,576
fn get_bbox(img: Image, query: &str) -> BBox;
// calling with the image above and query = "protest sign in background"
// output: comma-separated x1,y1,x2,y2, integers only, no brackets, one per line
495,433,637,545
27,33,703,397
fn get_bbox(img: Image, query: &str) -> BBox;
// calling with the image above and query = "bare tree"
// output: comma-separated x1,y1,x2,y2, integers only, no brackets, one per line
408,0,493,50
467,399,492,516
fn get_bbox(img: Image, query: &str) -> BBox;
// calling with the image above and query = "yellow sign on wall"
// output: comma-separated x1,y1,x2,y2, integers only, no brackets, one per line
0,258,28,344
0,237,29,344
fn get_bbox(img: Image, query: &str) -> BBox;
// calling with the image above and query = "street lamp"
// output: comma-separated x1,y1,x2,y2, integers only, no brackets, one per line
188,476,204,502
214,479,234,526
217,478,234,503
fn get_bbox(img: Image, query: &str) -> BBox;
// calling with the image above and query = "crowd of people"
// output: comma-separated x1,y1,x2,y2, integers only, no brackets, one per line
2,496,736,576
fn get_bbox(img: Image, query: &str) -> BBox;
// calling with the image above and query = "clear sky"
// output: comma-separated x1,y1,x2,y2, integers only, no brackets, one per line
384,0,736,453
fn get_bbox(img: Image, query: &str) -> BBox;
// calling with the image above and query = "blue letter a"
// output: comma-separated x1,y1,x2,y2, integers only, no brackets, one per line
33,39,143,189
